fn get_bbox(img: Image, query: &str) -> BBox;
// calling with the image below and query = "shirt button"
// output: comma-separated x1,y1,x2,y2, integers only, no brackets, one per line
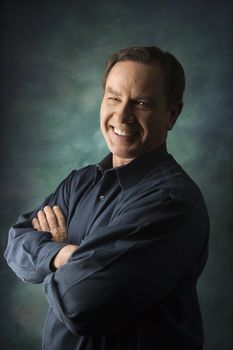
99,195,105,201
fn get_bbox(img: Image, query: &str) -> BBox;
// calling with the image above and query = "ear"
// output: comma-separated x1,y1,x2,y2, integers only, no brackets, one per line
167,101,183,130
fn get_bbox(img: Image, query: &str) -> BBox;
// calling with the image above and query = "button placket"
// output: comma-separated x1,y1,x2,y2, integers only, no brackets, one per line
97,171,115,202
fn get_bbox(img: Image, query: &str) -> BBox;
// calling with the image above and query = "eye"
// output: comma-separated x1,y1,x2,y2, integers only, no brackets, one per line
106,96,120,104
135,100,149,108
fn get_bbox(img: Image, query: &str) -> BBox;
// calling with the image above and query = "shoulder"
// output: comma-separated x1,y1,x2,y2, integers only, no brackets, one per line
71,164,96,180
151,155,208,218
134,154,207,212
64,164,96,191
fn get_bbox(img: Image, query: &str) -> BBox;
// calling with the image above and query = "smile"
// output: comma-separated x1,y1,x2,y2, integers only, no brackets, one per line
114,127,136,136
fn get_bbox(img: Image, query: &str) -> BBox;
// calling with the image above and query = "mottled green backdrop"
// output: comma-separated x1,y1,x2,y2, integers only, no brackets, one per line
1,1,232,349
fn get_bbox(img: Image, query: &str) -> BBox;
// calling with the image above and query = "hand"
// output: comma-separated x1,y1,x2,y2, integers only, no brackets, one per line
32,205,68,242
32,205,78,269
52,244,78,269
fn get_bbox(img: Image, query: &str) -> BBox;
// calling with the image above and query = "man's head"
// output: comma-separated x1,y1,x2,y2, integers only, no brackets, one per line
100,46,185,167
102,46,185,107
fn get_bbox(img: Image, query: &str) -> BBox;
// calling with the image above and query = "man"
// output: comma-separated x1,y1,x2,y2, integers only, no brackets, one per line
4,46,209,349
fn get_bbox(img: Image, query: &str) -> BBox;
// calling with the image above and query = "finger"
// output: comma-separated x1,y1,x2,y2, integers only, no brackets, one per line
53,206,66,229
52,206,67,242
37,210,51,232
32,218,42,231
43,206,58,232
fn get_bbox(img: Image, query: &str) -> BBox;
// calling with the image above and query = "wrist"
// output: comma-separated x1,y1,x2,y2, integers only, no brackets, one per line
52,244,78,270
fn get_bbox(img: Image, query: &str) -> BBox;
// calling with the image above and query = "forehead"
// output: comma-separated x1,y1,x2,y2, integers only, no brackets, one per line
105,60,165,94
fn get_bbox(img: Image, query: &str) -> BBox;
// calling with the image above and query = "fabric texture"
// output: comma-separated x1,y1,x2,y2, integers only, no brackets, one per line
4,143,209,349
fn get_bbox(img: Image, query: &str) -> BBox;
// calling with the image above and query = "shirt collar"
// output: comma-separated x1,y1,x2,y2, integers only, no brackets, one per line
95,143,169,191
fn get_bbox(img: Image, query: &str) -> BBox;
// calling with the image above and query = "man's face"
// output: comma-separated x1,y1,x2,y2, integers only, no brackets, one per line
100,60,181,167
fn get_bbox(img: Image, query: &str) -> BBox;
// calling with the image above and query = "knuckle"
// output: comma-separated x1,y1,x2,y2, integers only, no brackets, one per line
51,225,57,231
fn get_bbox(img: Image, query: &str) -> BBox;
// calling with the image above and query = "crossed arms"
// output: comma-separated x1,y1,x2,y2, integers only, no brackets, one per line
4,169,209,336
32,205,78,269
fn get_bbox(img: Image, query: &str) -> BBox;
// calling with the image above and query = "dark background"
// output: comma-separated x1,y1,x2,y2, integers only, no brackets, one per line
0,1,233,349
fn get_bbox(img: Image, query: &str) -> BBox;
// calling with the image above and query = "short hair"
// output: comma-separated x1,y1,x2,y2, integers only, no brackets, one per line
102,46,185,105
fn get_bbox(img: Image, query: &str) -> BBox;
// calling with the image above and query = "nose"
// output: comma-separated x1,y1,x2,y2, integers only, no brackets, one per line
116,101,135,124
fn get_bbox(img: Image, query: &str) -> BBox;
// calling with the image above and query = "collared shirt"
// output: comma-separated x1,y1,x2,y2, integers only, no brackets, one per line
4,144,209,350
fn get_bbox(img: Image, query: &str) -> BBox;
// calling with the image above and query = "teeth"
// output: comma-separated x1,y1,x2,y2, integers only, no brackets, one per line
114,128,134,136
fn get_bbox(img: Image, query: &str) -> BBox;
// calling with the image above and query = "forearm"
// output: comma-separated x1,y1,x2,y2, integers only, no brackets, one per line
42,201,208,336
4,171,76,283
52,244,79,270
4,220,67,283
42,224,153,335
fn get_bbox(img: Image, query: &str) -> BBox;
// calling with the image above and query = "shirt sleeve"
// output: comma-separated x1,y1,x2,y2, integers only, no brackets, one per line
43,194,209,336
4,171,76,284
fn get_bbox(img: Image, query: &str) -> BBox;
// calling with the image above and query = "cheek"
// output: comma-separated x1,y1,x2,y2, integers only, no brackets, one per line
100,104,106,126
140,116,165,140
100,108,111,137
100,104,113,126
140,115,156,133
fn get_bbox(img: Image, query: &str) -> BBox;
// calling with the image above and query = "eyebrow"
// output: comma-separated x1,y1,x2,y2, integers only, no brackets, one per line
106,87,154,101
106,87,122,97
134,95,154,101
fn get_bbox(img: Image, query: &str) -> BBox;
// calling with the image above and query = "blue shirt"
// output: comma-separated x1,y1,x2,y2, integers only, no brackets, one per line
4,144,209,349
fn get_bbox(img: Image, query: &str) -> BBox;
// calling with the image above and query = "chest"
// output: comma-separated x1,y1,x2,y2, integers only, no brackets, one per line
67,173,122,244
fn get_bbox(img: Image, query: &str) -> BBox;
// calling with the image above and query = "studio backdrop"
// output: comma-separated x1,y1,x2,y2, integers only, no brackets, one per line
0,1,232,349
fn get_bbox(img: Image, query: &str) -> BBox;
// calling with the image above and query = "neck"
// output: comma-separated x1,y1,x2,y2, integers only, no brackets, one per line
112,155,133,168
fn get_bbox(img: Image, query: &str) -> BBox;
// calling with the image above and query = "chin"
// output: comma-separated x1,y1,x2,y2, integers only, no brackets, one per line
112,149,140,160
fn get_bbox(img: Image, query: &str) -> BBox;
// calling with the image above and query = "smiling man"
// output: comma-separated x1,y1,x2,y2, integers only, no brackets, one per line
100,59,181,167
5,47,209,350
